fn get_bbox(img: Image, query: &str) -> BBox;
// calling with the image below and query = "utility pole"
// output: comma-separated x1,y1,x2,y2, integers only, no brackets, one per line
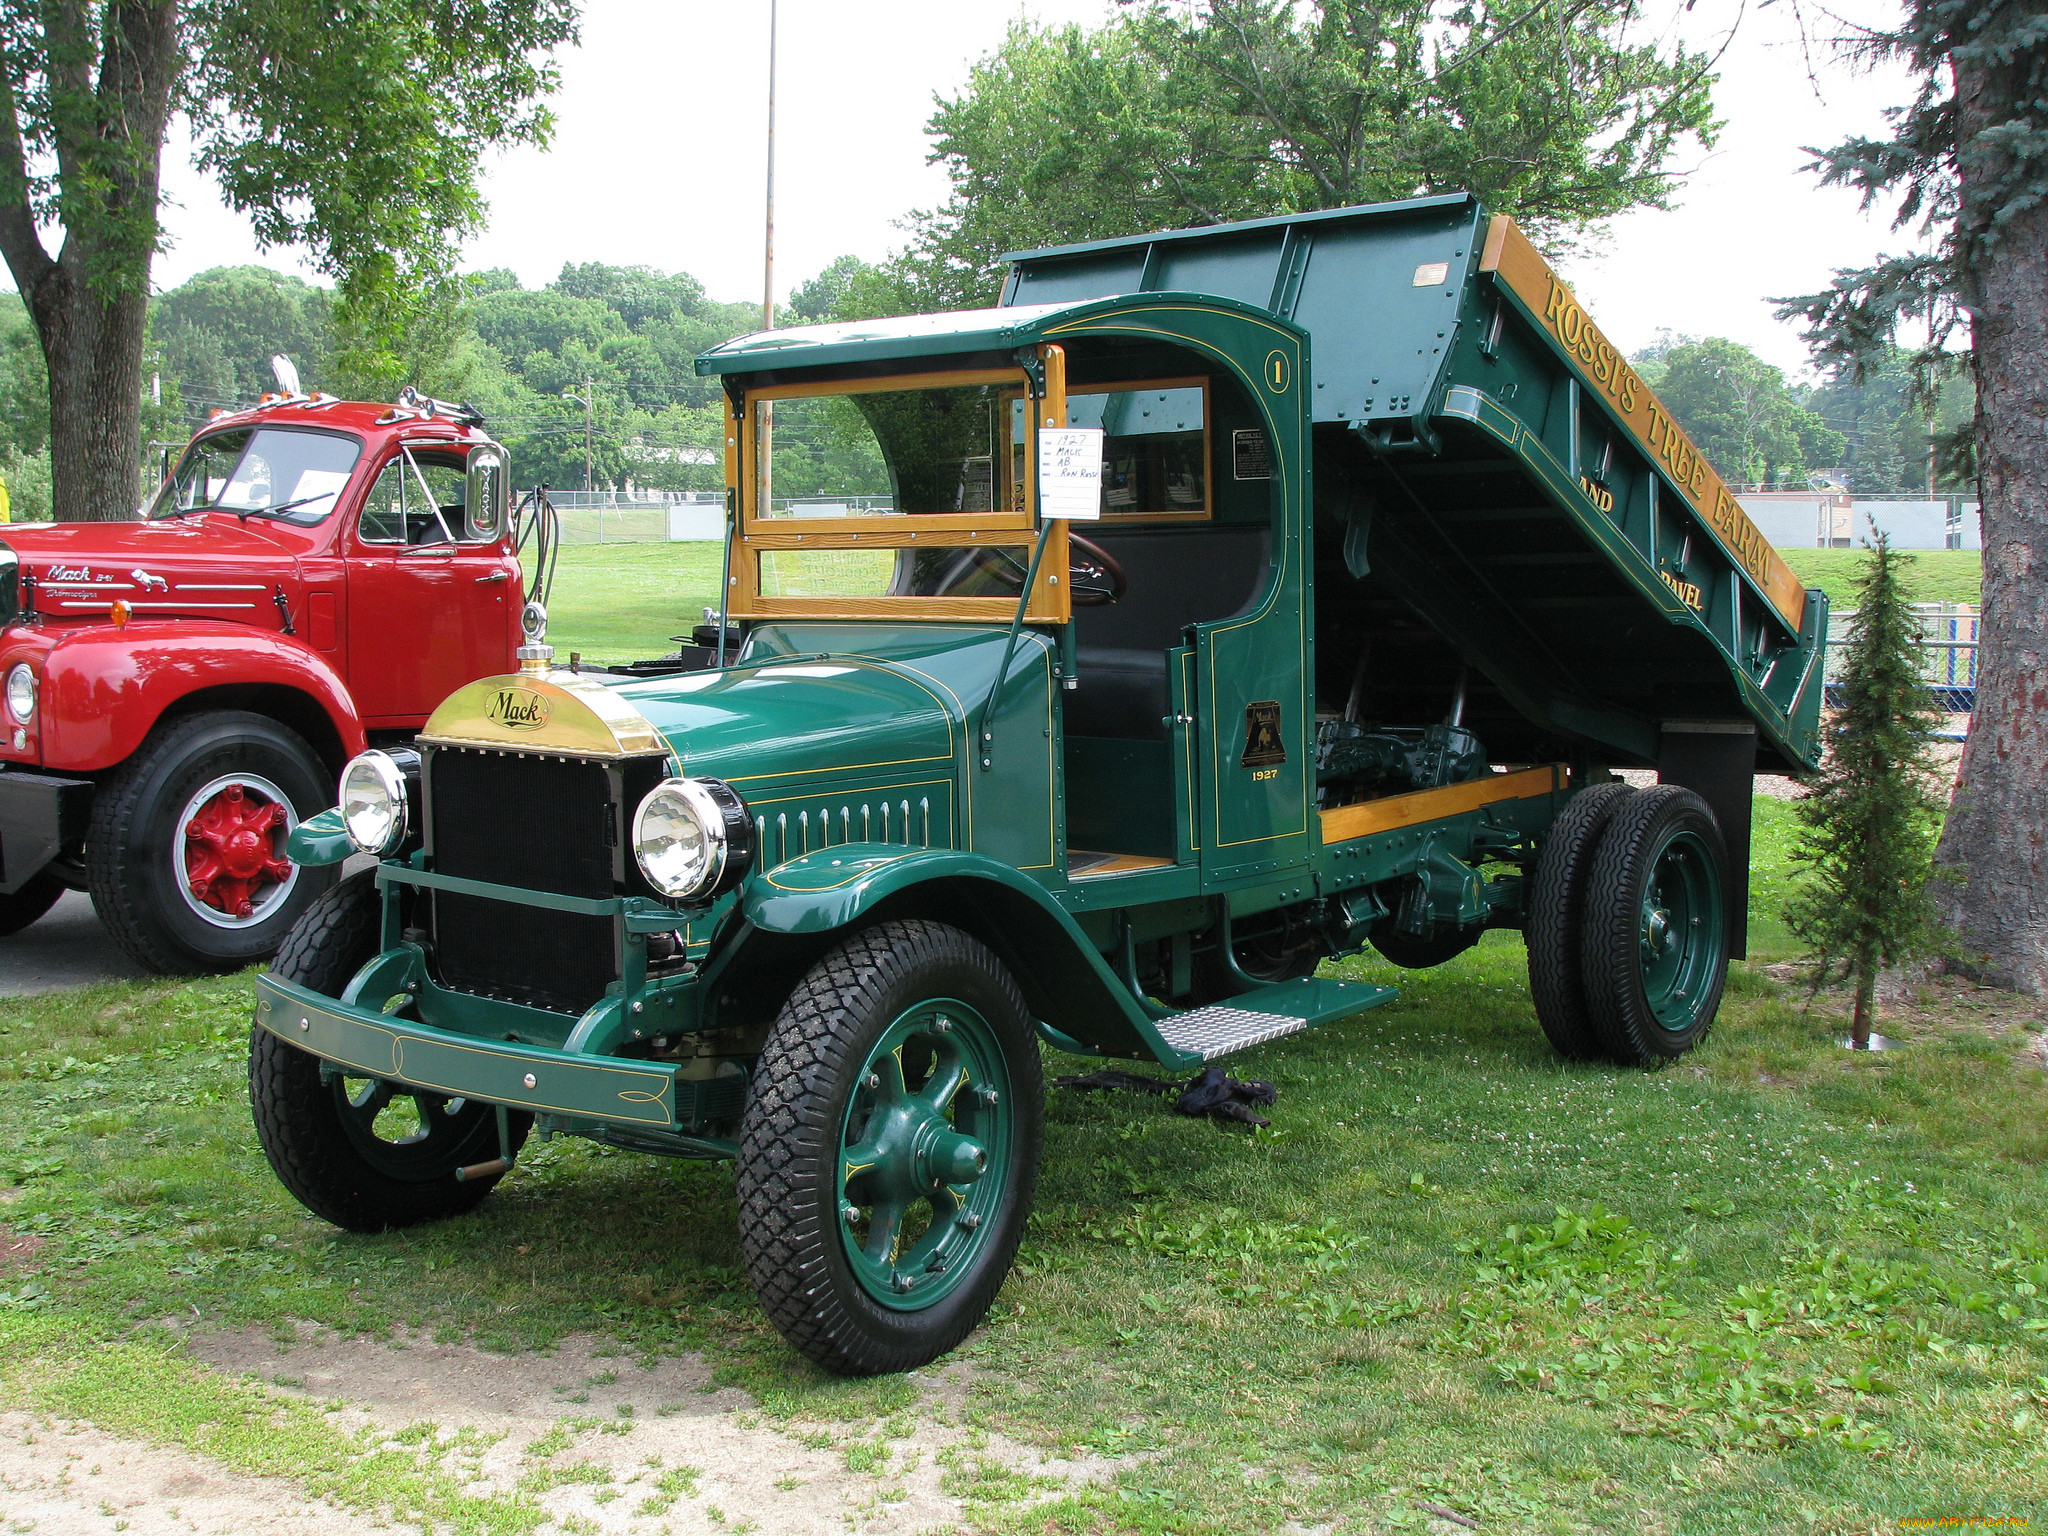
763,0,777,332
758,0,778,514
561,382,595,493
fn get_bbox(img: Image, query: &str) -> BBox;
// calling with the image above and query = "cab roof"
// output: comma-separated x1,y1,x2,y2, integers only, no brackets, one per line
692,293,1286,379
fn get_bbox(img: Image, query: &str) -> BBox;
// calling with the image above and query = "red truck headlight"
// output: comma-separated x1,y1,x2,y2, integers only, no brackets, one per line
5,663,36,725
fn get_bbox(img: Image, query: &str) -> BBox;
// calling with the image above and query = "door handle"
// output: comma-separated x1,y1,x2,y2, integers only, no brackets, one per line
476,571,510,584
1163,713,1194,727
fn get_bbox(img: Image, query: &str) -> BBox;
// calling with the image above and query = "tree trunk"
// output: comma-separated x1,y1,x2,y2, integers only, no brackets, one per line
1933,45,2048,994
1851,968,1873,1049
33,269,153,521
0,1,181,523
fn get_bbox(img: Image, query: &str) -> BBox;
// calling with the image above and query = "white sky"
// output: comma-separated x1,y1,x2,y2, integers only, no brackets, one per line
140,0,1922,380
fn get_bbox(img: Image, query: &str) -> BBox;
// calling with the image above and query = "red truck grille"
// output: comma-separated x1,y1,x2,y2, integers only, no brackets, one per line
424,746,650,1016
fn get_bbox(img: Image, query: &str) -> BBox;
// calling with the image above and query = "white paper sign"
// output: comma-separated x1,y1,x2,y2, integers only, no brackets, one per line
1036,427,1104,520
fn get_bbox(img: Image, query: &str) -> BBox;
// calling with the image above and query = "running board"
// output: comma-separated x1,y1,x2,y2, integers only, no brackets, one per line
1154,977,1396,1064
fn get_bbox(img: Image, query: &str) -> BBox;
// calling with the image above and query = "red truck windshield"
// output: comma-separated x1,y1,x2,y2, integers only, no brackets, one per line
150,426,362,526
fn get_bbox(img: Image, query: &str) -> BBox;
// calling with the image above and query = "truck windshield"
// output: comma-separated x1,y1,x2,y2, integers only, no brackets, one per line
150,427,361,525
753,381,1023,518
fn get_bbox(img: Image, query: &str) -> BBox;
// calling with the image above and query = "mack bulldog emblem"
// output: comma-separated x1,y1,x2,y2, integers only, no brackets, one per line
483,686,551,730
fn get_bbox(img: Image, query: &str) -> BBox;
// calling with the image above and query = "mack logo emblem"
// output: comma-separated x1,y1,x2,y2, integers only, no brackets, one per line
484,687,551,730
1240,700,1286,768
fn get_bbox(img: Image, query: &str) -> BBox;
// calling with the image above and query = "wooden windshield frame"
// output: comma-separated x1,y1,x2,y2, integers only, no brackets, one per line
727,361,1071,623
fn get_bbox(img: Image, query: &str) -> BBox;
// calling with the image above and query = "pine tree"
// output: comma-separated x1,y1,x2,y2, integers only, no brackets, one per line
1786,533,1949,1047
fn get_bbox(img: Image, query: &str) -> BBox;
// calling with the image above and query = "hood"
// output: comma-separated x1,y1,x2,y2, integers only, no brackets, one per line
619,657,958,786
419,654,958,782
2,518,298,626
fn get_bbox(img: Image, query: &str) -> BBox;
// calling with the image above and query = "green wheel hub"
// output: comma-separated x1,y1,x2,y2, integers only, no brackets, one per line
837,1000,1012,1310
1637,828,1722,1032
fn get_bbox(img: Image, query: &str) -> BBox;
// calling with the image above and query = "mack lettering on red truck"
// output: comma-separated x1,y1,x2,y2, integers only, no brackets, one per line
0,386,524,973
246,196,1829,1378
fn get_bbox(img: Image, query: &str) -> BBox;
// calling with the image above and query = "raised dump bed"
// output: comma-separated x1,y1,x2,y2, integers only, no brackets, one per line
1003,194,1828,779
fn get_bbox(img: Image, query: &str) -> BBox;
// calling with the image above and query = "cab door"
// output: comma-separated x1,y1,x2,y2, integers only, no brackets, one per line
345,450,519,725
1193,587,1313,884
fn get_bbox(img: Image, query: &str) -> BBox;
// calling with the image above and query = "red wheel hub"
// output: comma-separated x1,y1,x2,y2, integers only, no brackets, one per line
184,783,292,919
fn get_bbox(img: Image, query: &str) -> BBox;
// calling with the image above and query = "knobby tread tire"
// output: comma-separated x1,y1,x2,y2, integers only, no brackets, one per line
250,870,524,1231
736,918,1043,1377
1579,785,1729,1067
1525,781,1632,1060
88,709,337,975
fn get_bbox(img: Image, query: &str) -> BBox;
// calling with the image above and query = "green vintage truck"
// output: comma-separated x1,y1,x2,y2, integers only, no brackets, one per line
249,195,1827,1375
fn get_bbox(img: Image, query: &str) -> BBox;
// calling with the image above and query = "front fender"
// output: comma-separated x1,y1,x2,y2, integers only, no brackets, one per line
740,844,1189,1066
40,621,366,771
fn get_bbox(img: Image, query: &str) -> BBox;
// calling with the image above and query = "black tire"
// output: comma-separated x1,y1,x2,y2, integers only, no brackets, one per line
0,870,64,938
1525,781,1632,1060
1369,921,1484,969
87,710,340,974
1579,786,1730,1066
250,870,528,1232
737,918,1044,1376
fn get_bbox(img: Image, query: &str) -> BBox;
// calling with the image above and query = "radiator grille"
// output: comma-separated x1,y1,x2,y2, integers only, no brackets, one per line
427,748,622,1015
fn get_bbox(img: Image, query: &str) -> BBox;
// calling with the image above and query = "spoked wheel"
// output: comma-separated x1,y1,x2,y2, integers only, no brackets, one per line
738,918,1043,1376
332,1074,504,1184
251,870,527,1231
836,1001,1014,1309
1579,786,1728,1065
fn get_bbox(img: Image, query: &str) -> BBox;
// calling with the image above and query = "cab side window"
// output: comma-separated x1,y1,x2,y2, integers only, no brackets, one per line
358,454,471,546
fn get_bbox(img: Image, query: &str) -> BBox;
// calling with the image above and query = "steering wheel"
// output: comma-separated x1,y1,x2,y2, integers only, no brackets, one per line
961,531,1127,607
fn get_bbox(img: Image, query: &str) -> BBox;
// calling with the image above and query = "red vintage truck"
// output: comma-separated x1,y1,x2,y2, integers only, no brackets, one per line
0,388,525,973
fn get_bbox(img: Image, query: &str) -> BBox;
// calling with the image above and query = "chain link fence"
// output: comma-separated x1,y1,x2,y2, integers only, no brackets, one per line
1824,602,1978,737
545,490,726,544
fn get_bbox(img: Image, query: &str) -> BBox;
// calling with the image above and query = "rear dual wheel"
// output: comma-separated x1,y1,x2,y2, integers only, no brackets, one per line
1526,784,1728,1066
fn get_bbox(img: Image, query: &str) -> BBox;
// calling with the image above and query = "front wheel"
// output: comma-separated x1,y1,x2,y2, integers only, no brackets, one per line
1579,786,1728,1065
88,710,339,974
250,870,527,1231
737,918,1044,1376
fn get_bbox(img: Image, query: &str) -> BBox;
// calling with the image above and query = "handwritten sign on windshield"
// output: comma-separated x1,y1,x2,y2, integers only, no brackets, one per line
1036,427,1104,520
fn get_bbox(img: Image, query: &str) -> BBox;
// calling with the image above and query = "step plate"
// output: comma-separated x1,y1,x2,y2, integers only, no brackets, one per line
1155,1005,1309,1063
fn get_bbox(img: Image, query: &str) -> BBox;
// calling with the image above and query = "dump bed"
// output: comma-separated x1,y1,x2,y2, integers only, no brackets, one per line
1002,194,1827,773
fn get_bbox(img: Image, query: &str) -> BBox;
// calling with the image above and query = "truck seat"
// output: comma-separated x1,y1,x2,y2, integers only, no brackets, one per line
1064,526,1270,740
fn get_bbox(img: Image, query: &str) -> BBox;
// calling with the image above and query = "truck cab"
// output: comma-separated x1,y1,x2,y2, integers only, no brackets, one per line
0,388,520,972
248,196,1829,1379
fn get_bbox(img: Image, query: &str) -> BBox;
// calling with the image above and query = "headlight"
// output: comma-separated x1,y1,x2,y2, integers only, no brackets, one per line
5,663,34,725
632,776,753,901
339,750,410,856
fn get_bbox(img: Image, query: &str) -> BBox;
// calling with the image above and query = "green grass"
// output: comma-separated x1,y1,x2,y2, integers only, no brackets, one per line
5,808,2047,1532
524,543,725,667
1778,548,1980,610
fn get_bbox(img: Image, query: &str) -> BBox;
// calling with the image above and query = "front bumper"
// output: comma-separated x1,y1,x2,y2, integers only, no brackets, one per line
0,768,92,893
254,971,682,1129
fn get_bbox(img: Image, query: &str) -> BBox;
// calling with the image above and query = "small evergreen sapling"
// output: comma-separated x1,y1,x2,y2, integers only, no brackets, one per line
1786,532,1948,1047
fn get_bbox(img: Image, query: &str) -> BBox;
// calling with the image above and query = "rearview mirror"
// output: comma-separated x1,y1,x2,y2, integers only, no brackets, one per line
465,443,509,541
